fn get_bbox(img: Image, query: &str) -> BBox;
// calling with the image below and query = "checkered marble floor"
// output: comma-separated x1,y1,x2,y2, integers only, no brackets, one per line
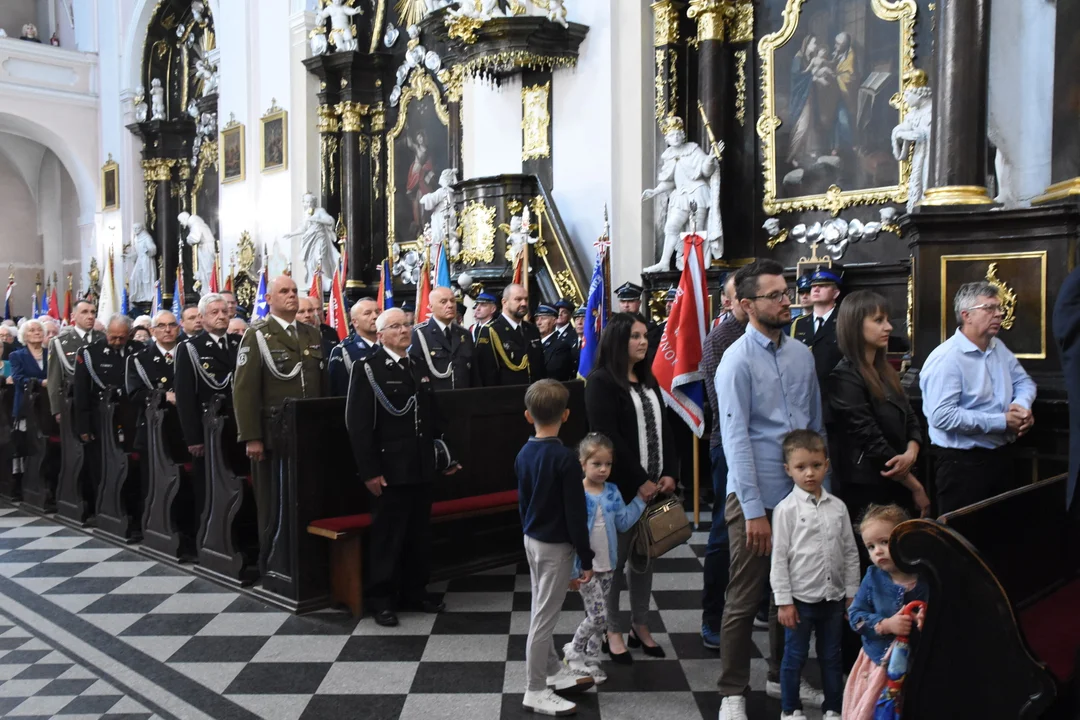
0,504,824,720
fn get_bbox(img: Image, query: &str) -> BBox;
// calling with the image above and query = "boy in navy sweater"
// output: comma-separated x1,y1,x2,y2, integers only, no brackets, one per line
516,379,595,715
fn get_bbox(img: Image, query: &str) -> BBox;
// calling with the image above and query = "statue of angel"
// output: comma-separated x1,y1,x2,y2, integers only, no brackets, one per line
892,69,932,213
132,85,148,122
178,212,218,292
127,223,158,303
420,168,458,252
449,0,501,20
504,207,537,270
317,0,363,53
195,58,218,97
284,193,340,293
150,78,166,121
547,0,568,27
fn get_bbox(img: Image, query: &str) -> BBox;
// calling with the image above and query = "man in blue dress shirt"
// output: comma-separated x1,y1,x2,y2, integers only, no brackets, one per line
920,281,1036,514
714,259,828,720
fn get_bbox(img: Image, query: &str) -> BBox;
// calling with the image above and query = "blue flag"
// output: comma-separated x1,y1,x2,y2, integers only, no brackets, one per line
121,286,129,316
379,259,394,310
434,243,451,289
171,274,182,317
254,270,269,319
41,291,49,317
577,241,609,379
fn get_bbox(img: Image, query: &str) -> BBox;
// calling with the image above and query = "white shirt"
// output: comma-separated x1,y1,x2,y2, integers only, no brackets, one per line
383,347,405,364
207,332,225,345
155,343,175,362
770,485,860,606
431,318,451,334
502,314,520,332
270,314,298,334
812,306,835,330
588,498,611,573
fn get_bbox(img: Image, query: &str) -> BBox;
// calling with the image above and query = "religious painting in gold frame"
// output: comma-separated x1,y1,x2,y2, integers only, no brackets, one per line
260,101,288,174
756,0,918,216
387,71,451,255
939,251,1047,360
101,154,120,211
220,118,246,184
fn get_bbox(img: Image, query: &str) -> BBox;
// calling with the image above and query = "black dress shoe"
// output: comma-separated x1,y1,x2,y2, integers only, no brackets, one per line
373,610,399,627
602,639,633,665
628,628,666,658
402,598,446,614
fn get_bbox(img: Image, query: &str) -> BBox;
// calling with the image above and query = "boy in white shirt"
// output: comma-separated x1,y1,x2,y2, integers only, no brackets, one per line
771,430,860,720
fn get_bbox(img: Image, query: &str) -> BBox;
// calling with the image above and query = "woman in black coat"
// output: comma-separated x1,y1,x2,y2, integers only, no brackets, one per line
827,291,930,520
585,312,676,662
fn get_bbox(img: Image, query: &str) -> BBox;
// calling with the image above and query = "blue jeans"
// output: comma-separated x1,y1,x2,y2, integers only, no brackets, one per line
701,444,730,628
781,599,844,713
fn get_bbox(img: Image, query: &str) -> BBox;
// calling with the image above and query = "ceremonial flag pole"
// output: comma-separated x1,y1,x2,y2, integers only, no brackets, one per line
577,207,611,379
64,273,72,323
4,270,14,321
328,266,347,340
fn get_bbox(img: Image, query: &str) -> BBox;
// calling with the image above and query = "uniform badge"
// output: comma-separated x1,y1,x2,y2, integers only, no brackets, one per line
303,349,310,356
237,351,248,367
166,354,173,364
319,361,324,370
161,376,168,383
203,363,210,369
430,351,436,356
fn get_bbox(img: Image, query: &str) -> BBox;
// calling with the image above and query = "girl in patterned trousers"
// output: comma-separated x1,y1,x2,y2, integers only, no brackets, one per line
564,434,654,683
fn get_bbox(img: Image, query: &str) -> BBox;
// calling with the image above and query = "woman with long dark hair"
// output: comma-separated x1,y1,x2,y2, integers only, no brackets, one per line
584,312,676,663
828,291,930,519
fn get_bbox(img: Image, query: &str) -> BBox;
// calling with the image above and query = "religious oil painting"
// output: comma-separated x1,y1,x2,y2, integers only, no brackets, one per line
220,120,246,184
260,104,288,173
758,0,917,215
101,155,119,211
388,76,451,249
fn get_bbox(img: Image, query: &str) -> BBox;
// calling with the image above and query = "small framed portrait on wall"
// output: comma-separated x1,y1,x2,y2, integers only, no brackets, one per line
101,154,119,211
260,100,288,173
220,116,246,184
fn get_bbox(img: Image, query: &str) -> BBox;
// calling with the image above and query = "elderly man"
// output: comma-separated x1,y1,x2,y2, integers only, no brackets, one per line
233,275,326,573
920,281,1037,514
0,324,19,360
328,298,379,396
476,283,546,386
409,286,477,391
180,305,202,340
347,307,458,626
534,304,573,382
308,293,344,357
227,317,248,336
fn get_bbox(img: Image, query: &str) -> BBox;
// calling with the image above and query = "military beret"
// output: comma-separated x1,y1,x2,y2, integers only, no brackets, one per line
615,282,643,301
535,304,557,317
810,267,843,287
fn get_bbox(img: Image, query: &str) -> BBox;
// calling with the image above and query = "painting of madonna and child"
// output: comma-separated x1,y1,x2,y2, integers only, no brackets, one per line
772,3,907,199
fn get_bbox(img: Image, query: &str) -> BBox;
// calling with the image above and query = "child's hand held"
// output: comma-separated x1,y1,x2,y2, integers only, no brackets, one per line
580,569,593,584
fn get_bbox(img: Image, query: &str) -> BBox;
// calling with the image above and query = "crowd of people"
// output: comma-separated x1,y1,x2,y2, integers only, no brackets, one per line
0,257,1038,719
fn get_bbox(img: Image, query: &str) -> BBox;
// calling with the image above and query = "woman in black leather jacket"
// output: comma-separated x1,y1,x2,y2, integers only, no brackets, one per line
827,291,931,519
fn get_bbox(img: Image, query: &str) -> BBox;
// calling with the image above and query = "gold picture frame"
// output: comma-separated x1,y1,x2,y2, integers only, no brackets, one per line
220,115,246,184
756,0,918,216
260,100,288,174
101,154,120,211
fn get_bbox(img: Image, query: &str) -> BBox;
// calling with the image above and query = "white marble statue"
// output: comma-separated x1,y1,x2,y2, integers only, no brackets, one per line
195,58,218,97
420,168,458,250
178,212,218,292
506,208,537,269
191,0,206,25
127,223,158,303
425,0,454,13
132,85,148,122
317,0,363,53
642,116,724,271
150,78,166,121
285,193,340,293
310,27,328,55
449,0,501,20
547,0,568,27
892,70,933,214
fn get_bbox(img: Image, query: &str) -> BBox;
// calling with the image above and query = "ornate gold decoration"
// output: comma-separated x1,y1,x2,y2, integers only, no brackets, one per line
507,0,528,15
370,102,386,133
192,140,218,216
335,101,368,133
317,104,340,134
688,0,734,43
145,180,158,230
907,255,915,355
905,67,929,88
731,0,753,42
387,71,451,250
440,65,466,103
734,49,747,126
654,50,667,125
446,14,484,44
553,270,577,302
648,289,668,324
757,0,918,216
651,0,681,46
1032,177,1080,205
985,262,1018,331
920,185,993,206
371,136,383,200
322,135,339,197
521,82,551,161
459,51,577,80
237,230,256,274
142,157,176,182
507,199,524,216
458,201,496,265
660,114,684,135
765,228,788,250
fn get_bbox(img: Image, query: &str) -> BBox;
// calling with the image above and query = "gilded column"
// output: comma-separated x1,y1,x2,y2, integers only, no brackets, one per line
922,0,993,206
651,1,688,133
143,158,182,300
316,104,341,223
335,101,373,296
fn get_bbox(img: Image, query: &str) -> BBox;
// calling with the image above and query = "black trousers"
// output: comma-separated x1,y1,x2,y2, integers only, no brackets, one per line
933,446,1017,515
367,482,433,612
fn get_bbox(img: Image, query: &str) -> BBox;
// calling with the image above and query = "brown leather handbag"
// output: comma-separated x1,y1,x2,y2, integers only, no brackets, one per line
631,493,692,573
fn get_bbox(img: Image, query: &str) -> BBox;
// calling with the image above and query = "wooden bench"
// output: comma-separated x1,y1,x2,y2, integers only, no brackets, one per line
308,489,520,617
892,473,1078,718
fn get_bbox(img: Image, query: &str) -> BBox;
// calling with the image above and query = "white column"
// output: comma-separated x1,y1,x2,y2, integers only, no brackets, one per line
38,152,63,286
288,9,320,277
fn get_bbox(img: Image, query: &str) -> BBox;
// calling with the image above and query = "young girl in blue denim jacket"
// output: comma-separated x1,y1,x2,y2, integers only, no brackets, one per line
843,504,929,720
564,433,654,684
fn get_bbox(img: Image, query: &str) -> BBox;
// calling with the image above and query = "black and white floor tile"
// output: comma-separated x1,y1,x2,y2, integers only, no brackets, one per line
0,505,823,720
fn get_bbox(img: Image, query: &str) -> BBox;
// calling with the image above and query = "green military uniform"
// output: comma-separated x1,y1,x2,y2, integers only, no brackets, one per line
231,315,325,572
47,328,105,416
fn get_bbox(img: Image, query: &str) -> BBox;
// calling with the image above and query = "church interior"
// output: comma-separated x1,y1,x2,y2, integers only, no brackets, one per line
0,0,1078,718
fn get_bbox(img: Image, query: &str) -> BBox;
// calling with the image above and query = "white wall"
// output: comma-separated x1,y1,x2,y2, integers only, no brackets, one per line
0,0,36,37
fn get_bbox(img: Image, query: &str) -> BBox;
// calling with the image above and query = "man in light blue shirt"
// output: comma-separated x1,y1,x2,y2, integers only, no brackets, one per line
920,280,1036,513
714,259,827,719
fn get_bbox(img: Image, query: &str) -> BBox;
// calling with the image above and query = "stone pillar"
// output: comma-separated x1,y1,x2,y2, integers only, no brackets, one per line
316,104,341,223
922,0,993,207
143,159,181,300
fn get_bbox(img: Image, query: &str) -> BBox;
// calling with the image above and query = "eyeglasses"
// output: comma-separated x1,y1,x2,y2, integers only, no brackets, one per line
747,291,790,304
965,303,1005,316
153,323,179,329
381,323,408,332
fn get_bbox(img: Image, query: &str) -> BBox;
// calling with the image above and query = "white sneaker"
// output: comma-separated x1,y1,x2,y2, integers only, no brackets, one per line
718,695,749,720
823,713,841,719
523,688,577,716
780,712,807,720
765,679,825,707
560,643,606,685
546,666,595,693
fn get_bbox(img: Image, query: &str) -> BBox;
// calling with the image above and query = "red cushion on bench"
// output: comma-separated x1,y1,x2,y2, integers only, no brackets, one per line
47,436,61,444
1018,578,1080,682
310,513,374,535
181,463,193,473
432,490,519,518
130,452,140,462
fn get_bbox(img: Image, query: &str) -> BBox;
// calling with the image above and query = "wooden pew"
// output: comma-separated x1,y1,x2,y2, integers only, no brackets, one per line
194,394,258,588
892,474,1078,719
0,384,13,500
55,389,87,524
94,389,142,543
140,388,191,561
20,380,60,512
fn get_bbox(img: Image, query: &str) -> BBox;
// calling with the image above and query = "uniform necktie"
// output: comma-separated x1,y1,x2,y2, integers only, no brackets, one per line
218,337,227,352
815,317,824,334
286,325,296,340
444,325,452,344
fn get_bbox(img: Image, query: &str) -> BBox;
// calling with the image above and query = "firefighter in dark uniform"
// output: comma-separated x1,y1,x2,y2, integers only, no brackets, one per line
232,276,326,573
328,298,380,396
615,281,645,316
789,267,844,390
570,305,586,372
73,315,134,523
125,310,182,538
789,272,814,321
535,304,574,382
554,298,577,346
347,307,460,627
476,283,547,386
409,286,478,391
469,291,499,342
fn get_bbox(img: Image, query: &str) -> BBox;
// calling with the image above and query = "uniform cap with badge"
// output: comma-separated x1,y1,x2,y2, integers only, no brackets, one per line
534,304,557,317
810,267,843,287
475,291,498,306
615,281,644,301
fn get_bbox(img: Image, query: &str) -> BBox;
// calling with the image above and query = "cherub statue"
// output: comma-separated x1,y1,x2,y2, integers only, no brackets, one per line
132,84,148,122
195,58,218,97
449,0,501,20
892,69,933,214
505,207,537,269
405,25,426,67
316,0,363,53
284,193,340,293
420,168,458,252
150,78,166,121
643,115,724,271
186,100,199,119
547,0,568,28
309,27,328,55
191,0,206,25
179,212,219,292
127,223,158,303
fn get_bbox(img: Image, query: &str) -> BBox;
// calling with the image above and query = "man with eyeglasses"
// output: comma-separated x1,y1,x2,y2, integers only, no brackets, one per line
714,259,828,720
920,281,1036,514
